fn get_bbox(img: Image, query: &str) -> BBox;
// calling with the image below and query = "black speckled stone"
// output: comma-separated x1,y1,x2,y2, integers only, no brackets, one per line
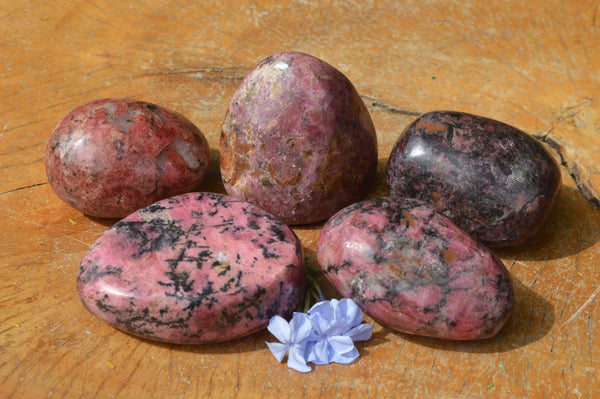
386,111,561,247
317,197,514,340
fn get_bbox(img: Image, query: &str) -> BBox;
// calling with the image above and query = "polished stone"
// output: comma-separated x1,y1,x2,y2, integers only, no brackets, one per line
386,111,561,247
317,197,514,340
77,192,306,344
45,98,211,218
221,51,378,225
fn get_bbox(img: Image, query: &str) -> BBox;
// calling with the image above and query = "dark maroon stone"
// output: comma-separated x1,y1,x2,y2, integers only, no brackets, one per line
386,111,561,247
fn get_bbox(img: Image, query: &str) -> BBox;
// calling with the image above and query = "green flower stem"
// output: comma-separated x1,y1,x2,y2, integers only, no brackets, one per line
303,260,325,312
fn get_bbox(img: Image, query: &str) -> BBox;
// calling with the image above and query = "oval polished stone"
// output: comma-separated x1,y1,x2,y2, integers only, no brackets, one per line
78,192,306,344
317,197,514,340
386,111,561,247
221,51,378,225
45,98,211,218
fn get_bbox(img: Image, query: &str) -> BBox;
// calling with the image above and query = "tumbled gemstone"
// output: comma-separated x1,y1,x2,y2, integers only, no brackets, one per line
386,111,561,247
317,197,514,340
221,51,378,225
45,98,211,218
78,192,306,344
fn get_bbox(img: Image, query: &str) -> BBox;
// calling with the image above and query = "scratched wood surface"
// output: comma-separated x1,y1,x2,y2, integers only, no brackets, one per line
1,1,600,397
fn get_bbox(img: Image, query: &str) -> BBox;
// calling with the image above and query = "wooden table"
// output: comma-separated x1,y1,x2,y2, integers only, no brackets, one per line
2,1,599,397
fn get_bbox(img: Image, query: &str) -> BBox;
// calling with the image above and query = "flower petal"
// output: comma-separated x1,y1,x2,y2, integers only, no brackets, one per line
267,315,291,343
306,340,330,365
331,346,360,364
288,343,311,373
326,319,351,336
266,341,289,363
289,313,312,342
335,298,363,327
327,335,356,355
307,313,330,339
309,299,336,320
345,323,373,342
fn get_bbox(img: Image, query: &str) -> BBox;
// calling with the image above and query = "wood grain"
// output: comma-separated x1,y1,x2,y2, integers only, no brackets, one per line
1,0,599,397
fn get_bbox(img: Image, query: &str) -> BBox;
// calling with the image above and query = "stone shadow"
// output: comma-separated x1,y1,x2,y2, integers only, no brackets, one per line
368,274,554,354
300,247,554,354
494,186,600,261
82,148,227,228
130,327,273,355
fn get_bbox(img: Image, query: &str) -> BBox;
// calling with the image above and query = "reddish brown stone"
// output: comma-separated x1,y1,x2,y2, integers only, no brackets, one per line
45,98,211,218
221,52,378,225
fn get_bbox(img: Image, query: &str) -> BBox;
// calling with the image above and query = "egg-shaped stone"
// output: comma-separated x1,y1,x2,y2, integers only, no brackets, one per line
221,51,378,225
45,98,211,218
317,197,514,340
386,111,561,247
78,192,306,344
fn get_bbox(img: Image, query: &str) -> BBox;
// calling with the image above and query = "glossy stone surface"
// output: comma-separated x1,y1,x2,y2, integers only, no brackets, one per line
386,111,561,247
77,192,306,344
317,197,514,340
45,98,211,218
221,51,378,225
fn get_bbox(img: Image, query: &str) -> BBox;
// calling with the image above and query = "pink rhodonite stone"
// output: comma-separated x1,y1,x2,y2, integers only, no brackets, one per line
78,192,306,344
316,197,514,340
220,51,378,225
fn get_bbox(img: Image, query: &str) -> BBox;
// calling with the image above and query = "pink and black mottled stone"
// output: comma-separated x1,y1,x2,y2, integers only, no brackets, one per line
78,192,306,344
221,51,378,225
386,111,561,247
45,98,211,218
317,197,514,340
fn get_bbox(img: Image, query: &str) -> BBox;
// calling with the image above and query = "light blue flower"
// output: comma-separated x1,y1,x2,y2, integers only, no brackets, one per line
305,298,373,365
265,313,313,373
266,298,372,372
